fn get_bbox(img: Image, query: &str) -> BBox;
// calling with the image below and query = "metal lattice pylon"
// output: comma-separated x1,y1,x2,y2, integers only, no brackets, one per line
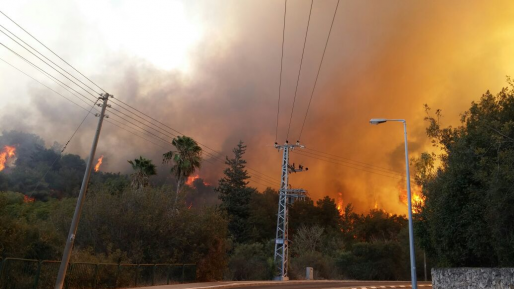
274,141,307,281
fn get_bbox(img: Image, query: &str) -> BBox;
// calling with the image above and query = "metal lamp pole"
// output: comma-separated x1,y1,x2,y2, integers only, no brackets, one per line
369,118,418,289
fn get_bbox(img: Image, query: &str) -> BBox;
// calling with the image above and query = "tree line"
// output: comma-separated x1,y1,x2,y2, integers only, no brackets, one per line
2,82,514,281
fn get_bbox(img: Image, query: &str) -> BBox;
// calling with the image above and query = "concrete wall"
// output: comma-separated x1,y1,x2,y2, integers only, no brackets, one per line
432,268,514,289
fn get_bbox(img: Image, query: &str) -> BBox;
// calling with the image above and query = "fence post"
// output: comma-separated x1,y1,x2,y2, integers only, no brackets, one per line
166,265,171,285
152,264,156,285
93,264,98,289
65,263,73,289
135,264,140,287
115,263,121,288
181,264,185,283
0,258,5,282
33,260,42,289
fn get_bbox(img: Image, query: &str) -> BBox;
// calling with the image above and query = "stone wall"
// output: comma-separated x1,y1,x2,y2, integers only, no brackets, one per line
432,268,514,289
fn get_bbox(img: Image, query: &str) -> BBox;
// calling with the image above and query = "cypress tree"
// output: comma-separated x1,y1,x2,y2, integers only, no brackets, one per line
216,141,253,243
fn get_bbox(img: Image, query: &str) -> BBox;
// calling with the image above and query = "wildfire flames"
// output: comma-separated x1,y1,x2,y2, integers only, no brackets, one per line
336,192,344,216
185,174,210,186
23,195,35,203
399,183,425,213
94,155,104,172
0,145,16,171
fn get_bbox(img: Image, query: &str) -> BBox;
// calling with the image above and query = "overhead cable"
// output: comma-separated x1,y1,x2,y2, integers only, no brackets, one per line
285,0,313,141
297,0,340,141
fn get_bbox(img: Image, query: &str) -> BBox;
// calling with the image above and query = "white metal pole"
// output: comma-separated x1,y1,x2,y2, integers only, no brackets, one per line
403,120,418,289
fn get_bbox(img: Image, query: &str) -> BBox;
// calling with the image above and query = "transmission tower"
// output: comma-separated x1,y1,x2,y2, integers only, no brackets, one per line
274,141,308,281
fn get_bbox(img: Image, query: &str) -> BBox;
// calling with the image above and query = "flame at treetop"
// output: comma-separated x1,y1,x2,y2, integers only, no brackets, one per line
336,192,344,216
0,145,16,171
398,183,425,213
94,155,104,172
185,174,210,186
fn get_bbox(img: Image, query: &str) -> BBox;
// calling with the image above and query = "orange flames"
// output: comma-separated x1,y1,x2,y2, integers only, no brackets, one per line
185,174,210,186
399,183,425,213
23,195,35,203
0,145,16,171
336,192,344,216
94,155,104,172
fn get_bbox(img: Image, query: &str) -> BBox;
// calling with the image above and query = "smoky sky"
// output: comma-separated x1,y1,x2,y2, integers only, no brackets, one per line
1,0,514,213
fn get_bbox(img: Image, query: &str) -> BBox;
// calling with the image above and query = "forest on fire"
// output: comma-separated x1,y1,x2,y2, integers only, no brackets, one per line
2,84,514,280
0,130,422,281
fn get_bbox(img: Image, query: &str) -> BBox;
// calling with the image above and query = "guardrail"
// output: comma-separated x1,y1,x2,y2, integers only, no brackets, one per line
0,258,196,289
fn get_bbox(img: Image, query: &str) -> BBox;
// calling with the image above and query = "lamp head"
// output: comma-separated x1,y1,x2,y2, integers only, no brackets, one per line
369,118,387,125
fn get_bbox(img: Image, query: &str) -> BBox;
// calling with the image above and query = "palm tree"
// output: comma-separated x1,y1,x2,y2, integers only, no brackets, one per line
162,136,202,208
128,156,157,190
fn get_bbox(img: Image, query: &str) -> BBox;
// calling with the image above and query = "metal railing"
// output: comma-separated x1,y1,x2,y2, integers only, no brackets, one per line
0,258,196,289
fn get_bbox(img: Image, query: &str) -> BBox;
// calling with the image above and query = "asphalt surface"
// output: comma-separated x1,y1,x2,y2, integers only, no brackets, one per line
136,281,433,289
229,281,432,289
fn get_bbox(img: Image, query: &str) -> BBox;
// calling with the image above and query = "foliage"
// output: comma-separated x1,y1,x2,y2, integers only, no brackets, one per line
216,141,254,243
227,242,274,280
417,84,514,267
247,188,278,243
127,156,157,190
163,135,203,209
0,131,427,281
337,241,404,280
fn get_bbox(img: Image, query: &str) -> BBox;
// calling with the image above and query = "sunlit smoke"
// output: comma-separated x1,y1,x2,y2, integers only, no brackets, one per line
94,155,104,172
0,145,16,171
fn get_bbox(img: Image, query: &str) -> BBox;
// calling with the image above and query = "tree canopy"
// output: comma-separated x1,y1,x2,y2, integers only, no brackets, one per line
416,83,514,267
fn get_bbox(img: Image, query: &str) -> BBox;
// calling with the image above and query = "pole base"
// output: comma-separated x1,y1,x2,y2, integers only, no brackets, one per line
273,276,289,281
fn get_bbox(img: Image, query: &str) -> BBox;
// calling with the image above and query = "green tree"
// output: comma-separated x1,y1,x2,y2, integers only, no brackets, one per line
127,156,157,190
417,83,514,267
162,136,202,209
216,141,253,243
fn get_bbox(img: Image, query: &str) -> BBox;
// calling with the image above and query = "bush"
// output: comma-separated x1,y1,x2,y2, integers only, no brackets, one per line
227,242,273,280
337,241,404,280
290,251,337,280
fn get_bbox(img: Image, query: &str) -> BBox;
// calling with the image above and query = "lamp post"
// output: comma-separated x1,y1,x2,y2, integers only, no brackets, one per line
369,118,418,289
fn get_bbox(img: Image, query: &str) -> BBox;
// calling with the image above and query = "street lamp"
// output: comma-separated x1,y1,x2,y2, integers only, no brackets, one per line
369,118,418,289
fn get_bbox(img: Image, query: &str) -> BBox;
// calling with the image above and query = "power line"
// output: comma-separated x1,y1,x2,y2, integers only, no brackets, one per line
304,147,402,175
285,0,313,141
291,150,403,180
0,42,96,104
29,98,100,195
0,57,178,152
0,10,108,94
0,24,101,95
298,0,340,141
0,28,99,99
275,0,287,143
0,12,279,186
0,42,183,152
0,57,91,111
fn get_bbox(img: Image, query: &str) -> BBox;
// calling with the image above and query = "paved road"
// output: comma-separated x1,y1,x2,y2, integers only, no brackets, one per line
229,281,432,289
138,281,433,289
